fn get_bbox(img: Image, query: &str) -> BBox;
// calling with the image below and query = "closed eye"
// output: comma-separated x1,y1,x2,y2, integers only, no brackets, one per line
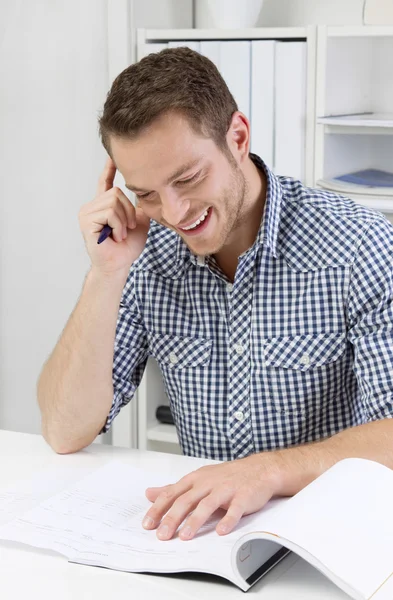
136,172,202,199
136,191,152,199
176,172,201,186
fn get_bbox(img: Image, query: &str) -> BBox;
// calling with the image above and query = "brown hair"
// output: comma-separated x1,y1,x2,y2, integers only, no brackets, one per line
98,47,238,156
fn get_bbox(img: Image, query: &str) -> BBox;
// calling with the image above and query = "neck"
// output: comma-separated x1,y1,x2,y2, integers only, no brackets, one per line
214,157,267,282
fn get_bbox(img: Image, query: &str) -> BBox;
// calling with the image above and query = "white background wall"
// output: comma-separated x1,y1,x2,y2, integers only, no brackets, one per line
0,0,191,437
0,0,389,437
259,0,366,26
132,0,367,30
0,0,108,434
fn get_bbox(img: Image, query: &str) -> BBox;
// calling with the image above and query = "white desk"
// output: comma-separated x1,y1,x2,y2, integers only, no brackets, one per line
0,430,349,600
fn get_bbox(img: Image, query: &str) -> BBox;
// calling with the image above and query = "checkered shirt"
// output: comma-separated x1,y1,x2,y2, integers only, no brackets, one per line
102,154,393,461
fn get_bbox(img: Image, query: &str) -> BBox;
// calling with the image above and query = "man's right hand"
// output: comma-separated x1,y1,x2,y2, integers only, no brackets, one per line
79,157,150,276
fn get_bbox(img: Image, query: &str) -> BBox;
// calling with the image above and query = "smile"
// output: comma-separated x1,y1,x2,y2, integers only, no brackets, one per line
180,208,210,231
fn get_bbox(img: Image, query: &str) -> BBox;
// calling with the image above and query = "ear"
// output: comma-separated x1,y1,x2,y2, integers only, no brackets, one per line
226,112,250,164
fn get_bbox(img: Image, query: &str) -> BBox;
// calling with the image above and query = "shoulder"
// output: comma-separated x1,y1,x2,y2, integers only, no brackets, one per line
276,176,390,272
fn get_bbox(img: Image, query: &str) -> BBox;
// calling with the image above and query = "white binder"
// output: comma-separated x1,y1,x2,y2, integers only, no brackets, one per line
200,41,251,120
274,41,307,181
250,40,276,169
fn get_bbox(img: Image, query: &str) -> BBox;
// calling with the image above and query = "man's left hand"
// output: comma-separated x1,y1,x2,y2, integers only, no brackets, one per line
142,452,287,541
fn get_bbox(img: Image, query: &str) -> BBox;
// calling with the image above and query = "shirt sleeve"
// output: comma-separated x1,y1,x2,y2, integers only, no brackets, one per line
347,214,393,421
100,268,148,433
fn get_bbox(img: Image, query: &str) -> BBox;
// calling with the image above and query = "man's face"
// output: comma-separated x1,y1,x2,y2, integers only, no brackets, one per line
110,112,247,256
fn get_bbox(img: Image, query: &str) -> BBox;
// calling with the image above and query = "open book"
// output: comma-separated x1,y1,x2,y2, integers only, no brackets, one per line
0,457,392,598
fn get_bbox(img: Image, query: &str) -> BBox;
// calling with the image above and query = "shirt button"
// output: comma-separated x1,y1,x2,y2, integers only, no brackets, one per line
300,353,310,366
226,283,233,292
169,352,178,365
234,343,244,355
234,411,244,422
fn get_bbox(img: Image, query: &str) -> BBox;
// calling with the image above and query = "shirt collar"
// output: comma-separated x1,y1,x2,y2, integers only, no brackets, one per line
176,152,283,264
251,153,283,258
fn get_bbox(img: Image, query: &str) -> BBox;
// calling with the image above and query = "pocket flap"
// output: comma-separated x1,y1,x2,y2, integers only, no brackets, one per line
148,332,212,369
264,332,346,370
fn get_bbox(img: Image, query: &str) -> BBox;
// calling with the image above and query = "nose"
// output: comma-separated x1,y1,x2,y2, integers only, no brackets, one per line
160,189,189,226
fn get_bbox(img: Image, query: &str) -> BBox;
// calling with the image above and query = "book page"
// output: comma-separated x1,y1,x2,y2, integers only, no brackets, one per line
0,465,92,526
237,458,393,599
0,461,244,586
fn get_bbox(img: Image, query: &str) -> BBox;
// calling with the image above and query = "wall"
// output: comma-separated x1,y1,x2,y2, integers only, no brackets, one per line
0,0,108,434
259,0,366,26
136,0,367,28
0,0,192,438
133,0,192,30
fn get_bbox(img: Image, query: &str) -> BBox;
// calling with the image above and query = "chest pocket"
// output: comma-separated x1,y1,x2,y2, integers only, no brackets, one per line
148,332,212,414
264,331,347,414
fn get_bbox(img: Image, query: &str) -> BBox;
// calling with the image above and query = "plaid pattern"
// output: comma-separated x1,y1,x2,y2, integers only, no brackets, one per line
103,154,393,461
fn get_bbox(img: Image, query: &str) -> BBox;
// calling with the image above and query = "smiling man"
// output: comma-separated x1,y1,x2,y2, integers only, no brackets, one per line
37,48,393,542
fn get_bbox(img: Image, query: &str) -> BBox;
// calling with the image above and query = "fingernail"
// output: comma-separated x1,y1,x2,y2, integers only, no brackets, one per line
180,526,192,539
142,516,154,529
157,525,169,539
217,523,229,534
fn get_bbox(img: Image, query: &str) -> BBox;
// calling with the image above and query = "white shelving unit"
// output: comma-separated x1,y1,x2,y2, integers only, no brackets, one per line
137,356,181,454
135,26,317,454
314,25,393,214
137,26,317,186
107,0,138,449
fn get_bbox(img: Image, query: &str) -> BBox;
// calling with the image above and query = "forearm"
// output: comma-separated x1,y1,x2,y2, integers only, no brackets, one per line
270,418,393,497
142,417,393,541
37,267,128,454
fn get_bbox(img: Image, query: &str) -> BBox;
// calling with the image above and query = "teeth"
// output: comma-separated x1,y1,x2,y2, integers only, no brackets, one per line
182,209,209,230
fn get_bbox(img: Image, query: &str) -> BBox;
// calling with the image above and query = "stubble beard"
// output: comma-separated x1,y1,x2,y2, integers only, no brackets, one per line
202,162,247,256
178,159,248,257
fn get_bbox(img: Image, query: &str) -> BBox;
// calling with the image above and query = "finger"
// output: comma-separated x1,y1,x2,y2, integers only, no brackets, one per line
179,490,232,541
91,207,126,243
145,486,166,503
155,484,212,541
216,489,273,536
83,196,129,242
154,490,202,541
96,157,117,196
216,499,245,536
91,187,136,229
112,187,136,229
142,480,191,531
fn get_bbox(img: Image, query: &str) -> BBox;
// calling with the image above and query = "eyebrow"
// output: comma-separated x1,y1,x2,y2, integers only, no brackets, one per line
125,157,204,193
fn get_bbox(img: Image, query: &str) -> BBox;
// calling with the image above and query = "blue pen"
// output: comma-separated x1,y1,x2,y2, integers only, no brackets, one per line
97,224,112,245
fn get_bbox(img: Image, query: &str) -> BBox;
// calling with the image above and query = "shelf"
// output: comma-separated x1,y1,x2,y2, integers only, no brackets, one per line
147,423,179,445
327,26,393,38
317,113,393,135
322,126,393,135
140,27,309,43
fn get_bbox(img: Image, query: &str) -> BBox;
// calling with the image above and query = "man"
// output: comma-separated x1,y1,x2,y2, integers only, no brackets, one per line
37,48,393,543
